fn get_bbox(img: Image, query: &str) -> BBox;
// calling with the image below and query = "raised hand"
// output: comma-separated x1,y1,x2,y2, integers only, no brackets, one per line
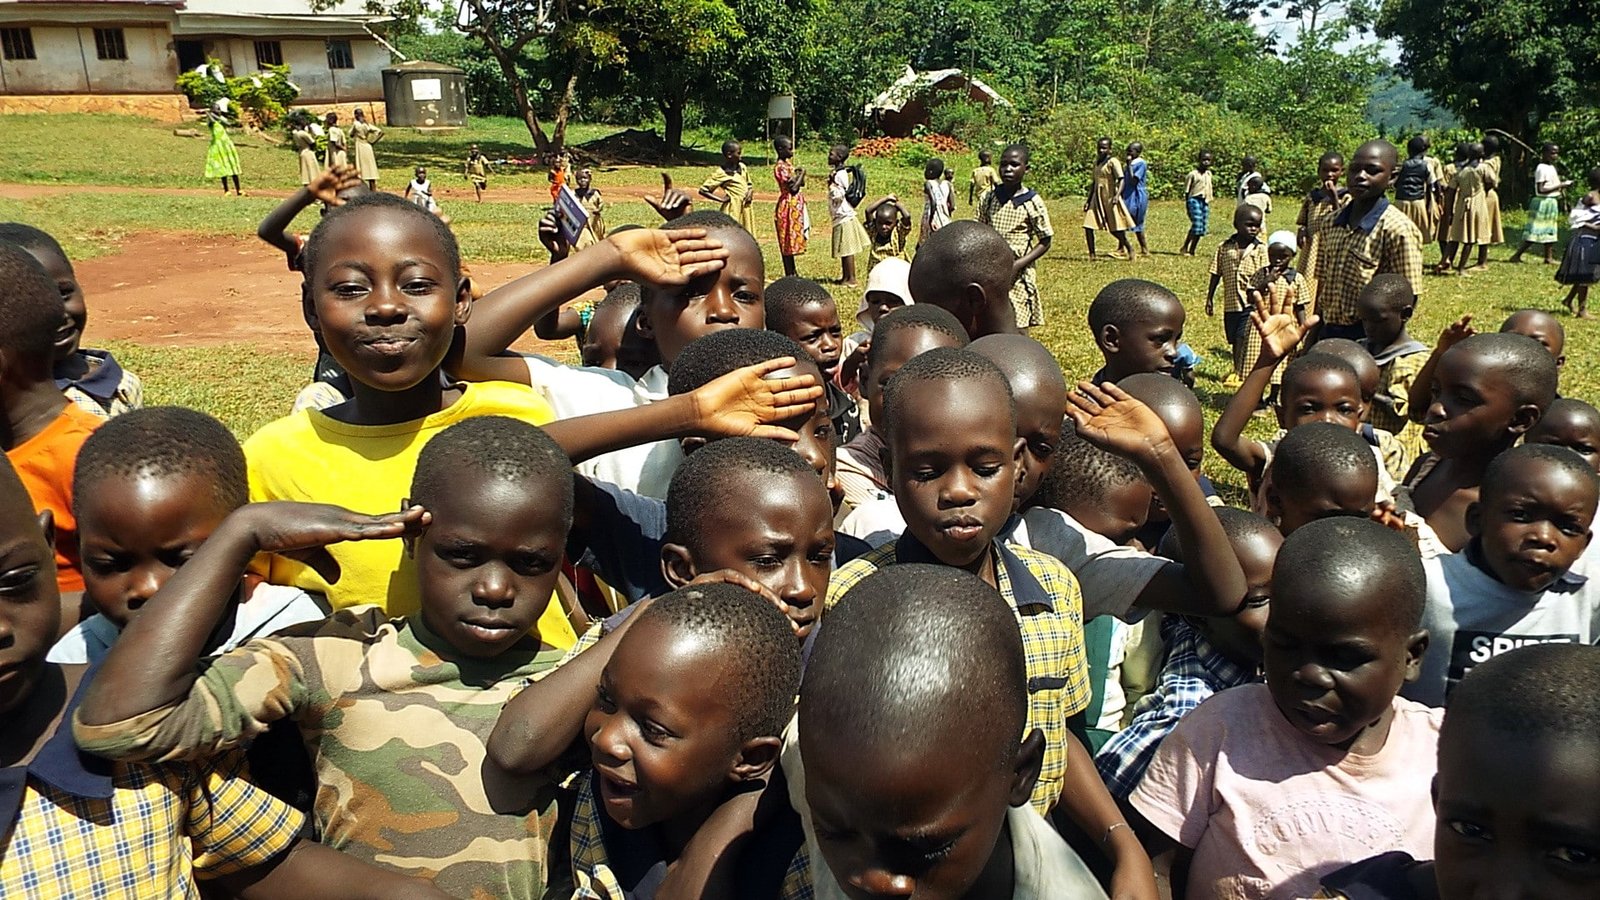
1436,314,1475,351
643,172,693,221
1066,381,1175,465
687,357,823,440
606,227,730,286
308,165,364,206
1251,302,1317,364
236,502,427,584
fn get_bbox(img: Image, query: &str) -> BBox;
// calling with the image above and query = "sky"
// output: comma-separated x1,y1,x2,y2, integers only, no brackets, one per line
1249,4,1402,62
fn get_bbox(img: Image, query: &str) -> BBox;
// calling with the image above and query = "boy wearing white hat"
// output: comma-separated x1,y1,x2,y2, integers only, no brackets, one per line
838,257,913,392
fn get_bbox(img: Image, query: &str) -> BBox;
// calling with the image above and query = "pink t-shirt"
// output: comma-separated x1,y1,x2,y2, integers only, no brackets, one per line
1129,683,1441,900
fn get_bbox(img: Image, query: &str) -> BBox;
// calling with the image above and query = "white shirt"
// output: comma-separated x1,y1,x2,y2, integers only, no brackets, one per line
1405,547,1600,706
1535,162,1563,196
925,178,952,228
518,356,680,497
48,583,328,665
827,169,855,224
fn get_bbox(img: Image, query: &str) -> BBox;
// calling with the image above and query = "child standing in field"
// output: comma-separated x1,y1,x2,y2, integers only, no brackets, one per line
1479,133,1505,266
978,143,1054,331
970,147,999,207
1084,136,1135,260
464,144,490,202
1449,143,1490,275
1511,142,1571,264
1123,141,1151,257
828,143,872,286
773,135,807,276
323,112,347,168
1394,135,1440,244
405,165,439,213
1206,203,1267,385
700,139,756,232
1242,175,1272,219
290,111,319,186
1558,167,1600,318
1181,149,1215,256
572,166,605,248
920,157,953,244
203,99,242,196
350,107,383,189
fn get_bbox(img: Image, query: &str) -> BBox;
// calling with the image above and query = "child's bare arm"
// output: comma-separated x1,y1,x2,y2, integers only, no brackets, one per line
540,359,822,464
1212,303,1316,479
1407,314,1474,423
858,196,895,220
222,838,452,900
1204,273,1220,316
77,503,424,729
532,304,586,342
256,165,363,258
455,229,731,385
1067,383,1248,617
1056,731,1160,900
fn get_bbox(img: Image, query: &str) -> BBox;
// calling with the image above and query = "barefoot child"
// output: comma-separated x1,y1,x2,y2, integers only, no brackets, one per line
788,564,1112,899
1129,518,1439,899
1123,141,1151,256
0,457,448,900
1394,136,1440,244
827,144,871,286
1180,149,1215,257
700,140,755,232
1510,142,1571,264
977,143,1054,332
1557,167,1600,318
1083,137,1135,261
0,223,144,419
1448,143,1490,275
920,157,954,244
1404,333,1558,553
773,135,807,276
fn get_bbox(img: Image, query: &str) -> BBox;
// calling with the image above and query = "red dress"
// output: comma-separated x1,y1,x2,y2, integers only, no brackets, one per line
775,158,807,256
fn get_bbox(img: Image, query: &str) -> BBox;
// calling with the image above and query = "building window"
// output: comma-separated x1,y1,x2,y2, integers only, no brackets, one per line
93,28,127,61
1,27,36,60
254,40,283,68
325,39,353,70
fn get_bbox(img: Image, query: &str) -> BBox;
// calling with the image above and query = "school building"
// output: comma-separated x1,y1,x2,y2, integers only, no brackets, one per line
0,0,389,119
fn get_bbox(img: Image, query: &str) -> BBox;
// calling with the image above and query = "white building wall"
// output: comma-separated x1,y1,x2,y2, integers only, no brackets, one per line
0,23,175,94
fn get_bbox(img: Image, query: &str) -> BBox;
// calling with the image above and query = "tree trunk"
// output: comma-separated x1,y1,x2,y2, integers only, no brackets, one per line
662,99,685,153
552,67,580,149
463,0,555,155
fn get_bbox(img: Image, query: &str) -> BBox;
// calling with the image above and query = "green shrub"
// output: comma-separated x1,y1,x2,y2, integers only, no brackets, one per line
175,60,300,128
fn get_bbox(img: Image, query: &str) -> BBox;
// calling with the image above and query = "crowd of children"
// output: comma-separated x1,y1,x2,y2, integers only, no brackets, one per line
3,126,1600,900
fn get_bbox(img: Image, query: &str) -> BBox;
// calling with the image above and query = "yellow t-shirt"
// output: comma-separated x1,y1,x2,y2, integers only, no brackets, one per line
244,380,576,648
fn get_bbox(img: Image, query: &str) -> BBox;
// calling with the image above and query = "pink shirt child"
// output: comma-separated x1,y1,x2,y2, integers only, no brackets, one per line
1130,683,1441,900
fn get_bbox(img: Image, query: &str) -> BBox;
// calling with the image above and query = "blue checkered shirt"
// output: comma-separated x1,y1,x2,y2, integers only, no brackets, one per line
1094,615,1261,800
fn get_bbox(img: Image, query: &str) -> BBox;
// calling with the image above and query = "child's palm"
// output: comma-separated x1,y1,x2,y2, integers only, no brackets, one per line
689,359,823,440
1067,382,1172,460
1254,307,1314,360
241,502,426,583
608,228,730,286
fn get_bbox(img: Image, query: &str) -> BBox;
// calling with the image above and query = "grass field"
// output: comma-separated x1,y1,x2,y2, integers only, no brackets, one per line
1,113,1593,495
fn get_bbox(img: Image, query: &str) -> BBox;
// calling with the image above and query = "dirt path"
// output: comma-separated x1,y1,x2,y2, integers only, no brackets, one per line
72,231,576,356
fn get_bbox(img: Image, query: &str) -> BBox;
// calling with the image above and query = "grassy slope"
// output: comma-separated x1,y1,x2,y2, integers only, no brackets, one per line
1,114,1593,494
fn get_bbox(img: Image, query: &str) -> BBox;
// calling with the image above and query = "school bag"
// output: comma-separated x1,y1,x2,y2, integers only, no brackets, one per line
845,164,867,208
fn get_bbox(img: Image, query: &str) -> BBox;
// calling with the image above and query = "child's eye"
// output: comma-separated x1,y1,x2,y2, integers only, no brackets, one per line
331,282,369,298
438,546,480,567
511,553,555,576
975,465,1003,478
1447,819,1491,842
594,685,616,713
749,555,782,570
641,719,673,742
911,468,940,483
1550,844,1599,867
402,278,439,295
0,565,41,595
735,290,760,304
1029,441,1055,459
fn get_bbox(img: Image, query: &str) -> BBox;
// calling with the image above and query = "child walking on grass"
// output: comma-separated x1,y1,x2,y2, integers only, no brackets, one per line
1558,166,1600,318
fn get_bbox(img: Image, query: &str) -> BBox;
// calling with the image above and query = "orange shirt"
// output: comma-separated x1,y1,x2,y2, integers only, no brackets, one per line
6,402,100,592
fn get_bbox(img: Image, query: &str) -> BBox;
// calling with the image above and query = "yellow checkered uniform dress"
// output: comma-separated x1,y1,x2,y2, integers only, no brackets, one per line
825,538,1091,816
0,747,302,899
978,188,1054,329
1313,199,1424,327
1368,347,1429,470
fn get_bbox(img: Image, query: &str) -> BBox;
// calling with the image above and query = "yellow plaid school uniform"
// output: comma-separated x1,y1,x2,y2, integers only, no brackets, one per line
1245,265,1299,388
1294,189,1349,301
1211,236,1265,378
1484,154,1505,245
825,536,1091,816
1365,341,1430,467
570,772,626,900
1,710,302,900
1312,198,1425,328
978,187,1054,329
702,163,756,232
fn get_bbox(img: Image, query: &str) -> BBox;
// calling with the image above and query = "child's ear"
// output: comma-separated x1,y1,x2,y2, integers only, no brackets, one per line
1401,629,1430,682
36,509,54,548
962,281,988,321
1012,436,1027,480
1508,403,1543,437
453,277,473,326
1400,304,1415,323
1006,728,1046,808
1464,500,1482,539
661,544,698,589
1099,323,1122,354
680,436,707,456
1262,476,1284,527
729,736,782,783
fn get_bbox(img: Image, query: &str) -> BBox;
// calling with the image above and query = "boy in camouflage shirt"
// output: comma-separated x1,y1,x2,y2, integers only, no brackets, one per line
75,418,577,899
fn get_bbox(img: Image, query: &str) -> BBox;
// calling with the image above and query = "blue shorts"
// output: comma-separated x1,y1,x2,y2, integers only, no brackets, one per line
1186,197,1210,236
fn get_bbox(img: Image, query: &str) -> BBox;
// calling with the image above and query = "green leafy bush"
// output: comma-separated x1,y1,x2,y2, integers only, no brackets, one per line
177,61,300,128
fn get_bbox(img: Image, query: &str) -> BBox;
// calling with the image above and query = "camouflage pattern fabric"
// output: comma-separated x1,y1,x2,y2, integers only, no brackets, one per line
74,606,569,899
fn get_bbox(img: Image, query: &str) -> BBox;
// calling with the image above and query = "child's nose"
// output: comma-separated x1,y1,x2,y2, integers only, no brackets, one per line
849,867,915,897
471,565,515,606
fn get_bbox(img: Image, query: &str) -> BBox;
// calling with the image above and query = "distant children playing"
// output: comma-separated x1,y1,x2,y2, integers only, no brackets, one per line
977,143,1054,331
1083,136,1135,261
1557,166,1600,318
464,144,491,202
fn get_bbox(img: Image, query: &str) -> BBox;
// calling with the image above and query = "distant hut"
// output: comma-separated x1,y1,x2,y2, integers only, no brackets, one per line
863,66,1012,137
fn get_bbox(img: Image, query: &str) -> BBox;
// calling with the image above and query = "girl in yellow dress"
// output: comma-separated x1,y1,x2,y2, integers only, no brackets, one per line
699,140,755,232
1449,143,1491,275
1082,136,1134,260
572,168,605,249
290,112,319,186
323,112,347,169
